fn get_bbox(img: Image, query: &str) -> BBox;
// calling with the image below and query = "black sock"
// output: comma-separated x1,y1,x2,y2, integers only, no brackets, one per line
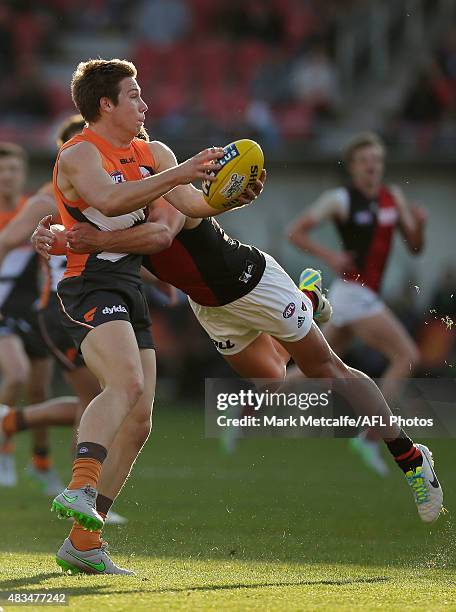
15,410,28,432
75,442,107,463
33,445,49,457
96,494,114,516
385,430,422,472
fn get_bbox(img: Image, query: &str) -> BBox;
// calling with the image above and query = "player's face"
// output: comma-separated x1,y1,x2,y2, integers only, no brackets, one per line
0,156,26,200
111,77,148,136
349,145,385,187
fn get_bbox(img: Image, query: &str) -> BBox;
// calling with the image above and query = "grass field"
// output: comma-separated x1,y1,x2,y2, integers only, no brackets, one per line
0,402,455,611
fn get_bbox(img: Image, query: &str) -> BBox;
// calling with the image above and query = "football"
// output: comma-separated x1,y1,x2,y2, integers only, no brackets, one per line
202,139,264,210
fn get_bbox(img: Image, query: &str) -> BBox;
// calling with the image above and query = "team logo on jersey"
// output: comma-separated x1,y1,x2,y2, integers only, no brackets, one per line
283,302,296,318
83,307,97,322
239,260,256,284
378,207,398,226
354,210,373,225
297,316,306,328
110,170,126,183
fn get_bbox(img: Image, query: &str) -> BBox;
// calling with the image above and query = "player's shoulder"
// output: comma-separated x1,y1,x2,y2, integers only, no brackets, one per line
148,140,174,157
319,186,350,213
58,140,100,169
148,140,177,169
36,181,54,197
328,186,350,203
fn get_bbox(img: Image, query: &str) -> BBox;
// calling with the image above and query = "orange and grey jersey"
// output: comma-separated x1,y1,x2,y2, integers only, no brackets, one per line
53,127,156,283
0,197,40,313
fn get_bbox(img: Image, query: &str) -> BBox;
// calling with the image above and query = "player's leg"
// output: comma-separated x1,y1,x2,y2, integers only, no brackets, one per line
351,308,420,402
0,398,79,437
0,334,30,405
64,365,101,450
322,321,353,356
0,333,30,487
279,324,443,522
226,333,289,379
25,357,58,489
56,349,156,576
345,308,419,473
51,320,145,530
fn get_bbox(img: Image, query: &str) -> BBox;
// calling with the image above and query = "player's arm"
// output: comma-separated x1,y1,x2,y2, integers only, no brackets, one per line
390,185,426,254
151,141,265,218
287,189,355,274
58,141,225,217
0,186,58,264
66,198,186,255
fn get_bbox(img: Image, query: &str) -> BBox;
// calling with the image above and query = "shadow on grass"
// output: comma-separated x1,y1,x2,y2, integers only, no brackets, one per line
0,573,390,597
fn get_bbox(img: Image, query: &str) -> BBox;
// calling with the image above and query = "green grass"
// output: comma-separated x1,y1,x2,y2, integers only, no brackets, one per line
0,403,455,611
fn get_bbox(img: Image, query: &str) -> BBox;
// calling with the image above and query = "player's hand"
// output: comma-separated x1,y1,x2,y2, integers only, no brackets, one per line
154,280,178,306
326,251,356,275
66,222,103,253
236,168,267,206
411,204,427,226
31,216,55,260
177,147,225,184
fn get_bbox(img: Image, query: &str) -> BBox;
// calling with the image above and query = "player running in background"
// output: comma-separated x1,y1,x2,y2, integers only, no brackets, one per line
36,193,443,535
0,117,108,503
46,58,261,575
287,132,426,475
0,143,54,489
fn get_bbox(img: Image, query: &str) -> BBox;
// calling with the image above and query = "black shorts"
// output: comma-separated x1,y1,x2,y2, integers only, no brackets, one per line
57,275,154,353
37,293,85,371
0,309,49,360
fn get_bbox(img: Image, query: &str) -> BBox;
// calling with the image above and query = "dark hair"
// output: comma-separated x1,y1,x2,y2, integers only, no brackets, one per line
0,142,27,163
344,132,386,165
71,58,137,122
56,114,86,147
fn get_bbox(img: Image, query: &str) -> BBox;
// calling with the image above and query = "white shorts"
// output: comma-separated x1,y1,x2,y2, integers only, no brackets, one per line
328,279,385,327
188,253,314,355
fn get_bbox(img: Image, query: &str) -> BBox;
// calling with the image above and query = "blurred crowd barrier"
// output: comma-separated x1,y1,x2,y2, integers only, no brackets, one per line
0,0,455,159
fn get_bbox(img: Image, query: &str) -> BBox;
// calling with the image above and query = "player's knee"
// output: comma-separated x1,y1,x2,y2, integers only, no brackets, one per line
394,343,420,373
135,417,152,448
126,375,145,406
404,343,420,372
126,409,152,450
113,370,145,408
4,363,30,392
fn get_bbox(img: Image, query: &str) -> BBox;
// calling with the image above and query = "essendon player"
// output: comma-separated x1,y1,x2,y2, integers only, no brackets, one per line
34,191,442,537
45,58,262,575
288,132,426,474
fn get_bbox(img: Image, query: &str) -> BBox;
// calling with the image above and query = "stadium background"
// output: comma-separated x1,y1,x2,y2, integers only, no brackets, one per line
3,0,453,394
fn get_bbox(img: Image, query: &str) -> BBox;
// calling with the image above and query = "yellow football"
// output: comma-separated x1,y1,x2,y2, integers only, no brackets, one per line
202,139,264,210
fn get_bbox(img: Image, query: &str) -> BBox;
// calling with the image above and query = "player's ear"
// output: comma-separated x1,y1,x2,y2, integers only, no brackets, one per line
99,97,114,114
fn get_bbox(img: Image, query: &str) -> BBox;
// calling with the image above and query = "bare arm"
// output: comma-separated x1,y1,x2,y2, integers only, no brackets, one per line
66,198,186,255
58,141,225,217
151,141,265,218
287,189,355,274
0,185,58,264
390,185,426,254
